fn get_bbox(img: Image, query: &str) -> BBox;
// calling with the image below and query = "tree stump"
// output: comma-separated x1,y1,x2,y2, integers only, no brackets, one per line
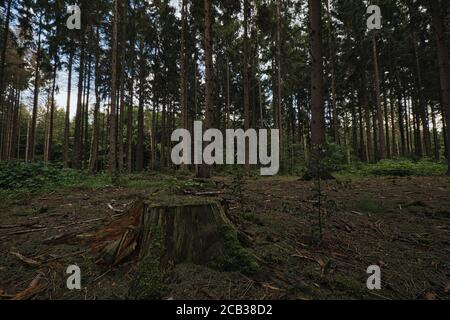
139,198,235,265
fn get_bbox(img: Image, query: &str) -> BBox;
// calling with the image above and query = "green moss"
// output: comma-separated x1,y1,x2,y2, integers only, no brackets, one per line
211,225,260,275
146,196,218,208
129,226,166,300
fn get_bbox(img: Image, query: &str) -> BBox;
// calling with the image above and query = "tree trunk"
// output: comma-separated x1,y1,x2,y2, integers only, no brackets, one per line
64,52,73,167
397,92,406,156
26,18,43,163
127,34,136,174
117,0,127,172
179,0,189,170
45,65,57,162
136,40,145,172
372,33,386,160
0,0,12,160
109,0,119,174
309,0,325,147
197,0,215,179
326,0,339,143
430,0,450,174
243,0,251,170
389,89,398,157
89,28,102,173
431,104,440,160
73,28,86,169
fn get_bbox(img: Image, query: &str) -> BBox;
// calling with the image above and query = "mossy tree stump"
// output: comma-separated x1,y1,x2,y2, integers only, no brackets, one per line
139,198,235,265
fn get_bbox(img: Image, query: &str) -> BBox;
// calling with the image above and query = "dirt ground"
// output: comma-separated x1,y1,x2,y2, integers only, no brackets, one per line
0,175,449,300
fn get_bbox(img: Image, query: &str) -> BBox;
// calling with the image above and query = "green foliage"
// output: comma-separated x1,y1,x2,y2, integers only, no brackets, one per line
211,225,260,275
337,159,447,178
129,226,165,300
0,161,112,192
367,159,446,176
317,143,348,172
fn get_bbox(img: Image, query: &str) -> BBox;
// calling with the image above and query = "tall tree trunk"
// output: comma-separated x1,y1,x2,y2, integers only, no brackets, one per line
10,89,20,160
89,28,102,173
412,32,432,158
197,0,215,178
430,0,450,174
372,33,386,160
243,0,251,170
404,96,411,154
179,0,188,170
64,52,73,167
136,40,145,173
45,65,57,162
83,55,92,168
397,92,406,156
364,97,373,162
127,32,136,174
27,17,43,163
117,0,127,172
73,28,86,169
109,0,119,174
389,88,398,157
309,0,325,148
0,0,12,159
382,83,391,158
431,104,440,160
326,0,338,143
275,0,283,158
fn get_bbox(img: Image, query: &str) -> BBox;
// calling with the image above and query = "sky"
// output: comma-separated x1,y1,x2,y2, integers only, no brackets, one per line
53,0,181,119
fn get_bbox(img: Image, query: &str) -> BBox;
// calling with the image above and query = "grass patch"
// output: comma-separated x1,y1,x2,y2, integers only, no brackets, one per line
0,161,113,203
129,225,166,300
211,225,260,275
335,159,447,180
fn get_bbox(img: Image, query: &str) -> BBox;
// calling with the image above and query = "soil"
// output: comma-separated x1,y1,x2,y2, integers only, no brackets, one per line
0,175,449,300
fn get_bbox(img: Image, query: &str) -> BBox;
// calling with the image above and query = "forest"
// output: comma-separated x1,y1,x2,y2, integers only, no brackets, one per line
0,0,449,301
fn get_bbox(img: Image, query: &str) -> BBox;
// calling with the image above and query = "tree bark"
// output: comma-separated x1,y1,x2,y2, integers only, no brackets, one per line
89,28,102,173
64,52,73,167
136,39,145,172
179,0,189,170
309,0,325,147
45,65,57,162
73,27,86,170
197,0,215,179
109,0,119,174
372,33,386,160
26,18,42,163
430,0,450,174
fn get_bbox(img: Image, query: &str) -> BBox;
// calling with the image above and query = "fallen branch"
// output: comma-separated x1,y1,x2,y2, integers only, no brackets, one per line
107,203,125,213
0,221,41,229
10,251,41,267
183,190,225,196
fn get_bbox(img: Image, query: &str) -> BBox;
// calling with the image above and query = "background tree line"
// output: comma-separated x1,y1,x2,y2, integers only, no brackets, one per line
0,0,449,176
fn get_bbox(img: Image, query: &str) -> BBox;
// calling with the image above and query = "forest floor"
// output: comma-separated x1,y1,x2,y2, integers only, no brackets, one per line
0,172,450,300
